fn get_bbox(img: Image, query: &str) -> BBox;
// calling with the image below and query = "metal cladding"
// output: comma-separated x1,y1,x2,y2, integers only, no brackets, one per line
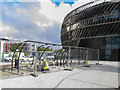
61,1,120,61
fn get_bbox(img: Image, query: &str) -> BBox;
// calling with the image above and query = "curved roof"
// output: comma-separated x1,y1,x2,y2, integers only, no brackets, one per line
64,0,120,21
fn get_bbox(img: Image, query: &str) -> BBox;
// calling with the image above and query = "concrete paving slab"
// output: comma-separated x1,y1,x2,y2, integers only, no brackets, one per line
1,69,81,88
57,78,108,88
68,70,118,88
0,61,119,88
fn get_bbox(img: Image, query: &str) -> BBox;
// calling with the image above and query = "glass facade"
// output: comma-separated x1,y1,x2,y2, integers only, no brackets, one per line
61,1,120,61
105,36,120,61
78,36,120,61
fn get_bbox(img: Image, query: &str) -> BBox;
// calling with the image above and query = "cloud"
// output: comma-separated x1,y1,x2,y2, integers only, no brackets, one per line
39,0,91,23
72,0,91,7
39,0,72,23
1,2,61,43
0,21,19,40
1,0,93,44
0,22,18,35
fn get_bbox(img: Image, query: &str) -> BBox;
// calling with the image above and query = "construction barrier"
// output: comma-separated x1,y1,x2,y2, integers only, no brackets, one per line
0,38,99,78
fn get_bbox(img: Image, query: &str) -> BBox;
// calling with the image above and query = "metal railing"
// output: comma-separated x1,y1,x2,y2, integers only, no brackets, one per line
0,38,99,77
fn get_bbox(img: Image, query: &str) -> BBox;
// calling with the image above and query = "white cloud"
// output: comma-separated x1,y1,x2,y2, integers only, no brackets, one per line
34,21,54,30
1,0,95,43
39,0,72,23
38,0,91,23
72,0,91,8
0,22,19,40
1,2,61,43
0,22,18,35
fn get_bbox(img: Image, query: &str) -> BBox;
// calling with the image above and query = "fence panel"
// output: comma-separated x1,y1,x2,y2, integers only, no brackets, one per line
0,39,99,78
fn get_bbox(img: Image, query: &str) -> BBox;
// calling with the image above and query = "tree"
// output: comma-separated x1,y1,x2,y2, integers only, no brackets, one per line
37,47,52,51
9,43,21,52
24,52,30,56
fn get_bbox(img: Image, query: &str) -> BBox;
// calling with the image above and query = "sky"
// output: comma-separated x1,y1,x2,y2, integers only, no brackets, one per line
0,0,94,44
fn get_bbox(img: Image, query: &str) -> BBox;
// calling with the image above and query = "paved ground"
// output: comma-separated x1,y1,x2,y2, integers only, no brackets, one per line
0,61,119,89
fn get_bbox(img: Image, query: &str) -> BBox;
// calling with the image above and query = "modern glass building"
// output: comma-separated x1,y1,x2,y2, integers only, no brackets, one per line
61,0,120,61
